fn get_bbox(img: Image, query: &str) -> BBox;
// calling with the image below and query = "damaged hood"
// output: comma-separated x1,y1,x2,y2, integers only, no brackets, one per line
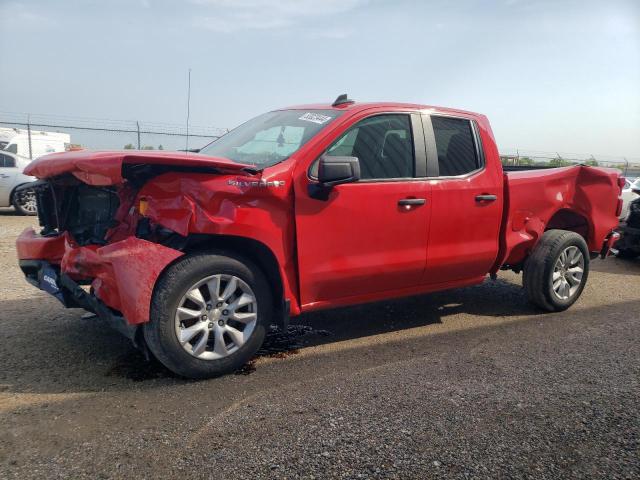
24,150,254,186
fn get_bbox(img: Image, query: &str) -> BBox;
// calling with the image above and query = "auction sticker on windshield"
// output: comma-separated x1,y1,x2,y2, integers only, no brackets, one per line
299,112,333,124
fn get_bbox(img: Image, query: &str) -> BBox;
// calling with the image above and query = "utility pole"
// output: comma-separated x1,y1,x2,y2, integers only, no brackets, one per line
136,121,141,150
186,68,192,152
27,114,33,160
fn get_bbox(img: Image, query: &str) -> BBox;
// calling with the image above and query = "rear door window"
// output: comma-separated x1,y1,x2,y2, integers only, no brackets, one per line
431,116,481,176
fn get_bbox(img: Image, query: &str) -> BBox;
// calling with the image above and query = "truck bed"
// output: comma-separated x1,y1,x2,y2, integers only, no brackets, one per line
502,165,572,171
497,165,622,268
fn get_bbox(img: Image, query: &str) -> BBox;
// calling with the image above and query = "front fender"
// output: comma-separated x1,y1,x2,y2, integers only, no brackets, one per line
136,168,300,315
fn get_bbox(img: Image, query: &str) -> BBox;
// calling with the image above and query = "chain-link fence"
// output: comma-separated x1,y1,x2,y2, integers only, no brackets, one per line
499,149,640,177
0,111,228,160
2,111,639,177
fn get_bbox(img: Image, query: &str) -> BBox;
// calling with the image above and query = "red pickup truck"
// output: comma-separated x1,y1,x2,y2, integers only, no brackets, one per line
16,96,623,378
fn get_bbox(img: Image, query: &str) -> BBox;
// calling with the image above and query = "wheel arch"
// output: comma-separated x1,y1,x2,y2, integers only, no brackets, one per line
162,233,287,323
497,208,594,271
523,228,590,312
545,208,591,244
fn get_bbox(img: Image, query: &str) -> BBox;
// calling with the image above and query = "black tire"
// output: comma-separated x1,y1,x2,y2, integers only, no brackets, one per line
144,252,272,379
523,229,590,312
12,187,37,216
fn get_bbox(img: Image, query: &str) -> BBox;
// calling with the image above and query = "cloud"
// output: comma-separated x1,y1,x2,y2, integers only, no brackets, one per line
306,28,354,40
191,0,366,33
0,1,56,28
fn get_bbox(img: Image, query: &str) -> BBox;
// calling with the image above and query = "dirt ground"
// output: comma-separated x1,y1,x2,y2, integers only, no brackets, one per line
0,209,638,479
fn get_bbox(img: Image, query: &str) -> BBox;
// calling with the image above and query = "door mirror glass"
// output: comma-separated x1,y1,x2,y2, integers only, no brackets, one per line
318,155,361,187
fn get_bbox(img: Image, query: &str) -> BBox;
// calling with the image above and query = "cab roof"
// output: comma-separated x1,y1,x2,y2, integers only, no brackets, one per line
280,101,482,118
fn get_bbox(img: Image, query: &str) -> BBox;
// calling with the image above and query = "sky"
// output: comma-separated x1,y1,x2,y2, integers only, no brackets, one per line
1,0,639,159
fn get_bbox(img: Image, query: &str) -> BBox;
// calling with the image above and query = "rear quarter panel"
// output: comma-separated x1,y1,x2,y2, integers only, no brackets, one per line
500,166,620,266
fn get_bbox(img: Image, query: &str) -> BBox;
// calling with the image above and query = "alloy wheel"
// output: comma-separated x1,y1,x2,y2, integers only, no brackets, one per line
552,246,585,300
174,274,258,360
15,189,37,214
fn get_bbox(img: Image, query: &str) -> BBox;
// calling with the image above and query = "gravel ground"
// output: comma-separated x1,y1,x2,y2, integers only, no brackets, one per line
0,209,639,479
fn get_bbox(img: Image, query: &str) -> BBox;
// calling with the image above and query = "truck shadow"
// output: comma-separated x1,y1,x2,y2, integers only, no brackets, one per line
279,278,533,348
0,277,538,390
590,256,640,276
94,277,537,379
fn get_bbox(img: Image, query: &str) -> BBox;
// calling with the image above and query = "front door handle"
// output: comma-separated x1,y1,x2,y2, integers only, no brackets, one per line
475,194,497,202
398,198,426,206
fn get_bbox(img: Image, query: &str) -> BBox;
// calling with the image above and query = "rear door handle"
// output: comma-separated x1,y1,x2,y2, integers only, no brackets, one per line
475,194,497,202
398,198,426,206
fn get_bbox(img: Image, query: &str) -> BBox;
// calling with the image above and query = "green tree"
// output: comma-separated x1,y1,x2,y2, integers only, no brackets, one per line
123,143,135,149
142,145,154,150
158,145,164,150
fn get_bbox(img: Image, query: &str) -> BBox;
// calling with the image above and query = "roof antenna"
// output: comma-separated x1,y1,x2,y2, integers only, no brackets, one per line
332,93,354,107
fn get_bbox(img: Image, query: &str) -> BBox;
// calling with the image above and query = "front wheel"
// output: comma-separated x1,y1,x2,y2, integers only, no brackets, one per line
144,252,272,379
12,187,37,216
523,229,590,312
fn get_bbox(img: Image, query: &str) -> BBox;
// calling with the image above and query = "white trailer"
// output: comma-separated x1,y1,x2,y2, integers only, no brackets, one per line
0,127,71,159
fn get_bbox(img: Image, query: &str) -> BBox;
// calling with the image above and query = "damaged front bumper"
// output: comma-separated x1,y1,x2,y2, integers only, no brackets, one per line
17,228,184,326
20,259,140,343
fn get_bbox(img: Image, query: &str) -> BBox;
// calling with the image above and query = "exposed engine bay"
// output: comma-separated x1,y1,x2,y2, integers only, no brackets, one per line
33,177,120,246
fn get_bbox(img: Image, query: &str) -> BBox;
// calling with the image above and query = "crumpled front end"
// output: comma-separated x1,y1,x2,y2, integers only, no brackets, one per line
16,150,297,332
17,180,184,326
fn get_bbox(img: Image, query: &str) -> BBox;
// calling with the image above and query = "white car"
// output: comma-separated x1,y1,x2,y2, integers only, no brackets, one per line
0,151,37,215
621,178,639,221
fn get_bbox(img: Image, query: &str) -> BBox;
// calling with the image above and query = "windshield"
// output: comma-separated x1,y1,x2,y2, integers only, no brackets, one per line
199,109,342,168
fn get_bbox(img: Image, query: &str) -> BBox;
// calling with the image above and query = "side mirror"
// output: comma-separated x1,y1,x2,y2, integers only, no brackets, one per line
318,155,360,187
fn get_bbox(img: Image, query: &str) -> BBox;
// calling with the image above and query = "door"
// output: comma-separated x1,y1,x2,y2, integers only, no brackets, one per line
422,115,503,284
295,113,432,307
0,153,18,206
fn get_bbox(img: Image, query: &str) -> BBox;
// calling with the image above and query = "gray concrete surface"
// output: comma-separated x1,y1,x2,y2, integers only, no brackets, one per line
0,209,638,479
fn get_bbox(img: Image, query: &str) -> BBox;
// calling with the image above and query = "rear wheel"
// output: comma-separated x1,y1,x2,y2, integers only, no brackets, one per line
523,229,589,312
12,187,37,216
144,252,272,379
